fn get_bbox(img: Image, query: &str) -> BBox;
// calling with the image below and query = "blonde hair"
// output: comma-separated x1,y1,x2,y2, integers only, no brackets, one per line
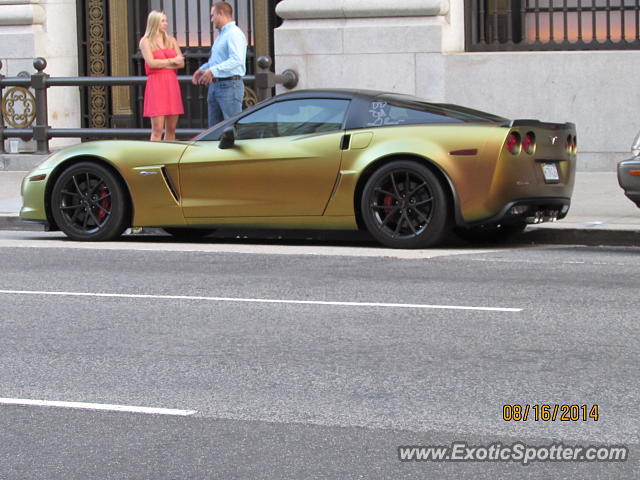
143,10,169,50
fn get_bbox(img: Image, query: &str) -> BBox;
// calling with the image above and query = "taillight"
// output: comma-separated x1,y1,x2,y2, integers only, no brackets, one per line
505,132,521,155
522,132,535,155
566,135,577,154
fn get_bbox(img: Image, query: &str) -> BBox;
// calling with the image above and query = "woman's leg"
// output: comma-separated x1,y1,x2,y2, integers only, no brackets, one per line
150,116,165,141
164,115,179,141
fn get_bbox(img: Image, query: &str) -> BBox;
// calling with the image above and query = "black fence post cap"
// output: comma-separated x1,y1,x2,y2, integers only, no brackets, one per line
257,55,272,70
280,69,299,90
34,58,47,72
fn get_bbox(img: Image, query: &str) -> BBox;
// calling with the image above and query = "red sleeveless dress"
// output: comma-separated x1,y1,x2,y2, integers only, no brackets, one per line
143,48,184,117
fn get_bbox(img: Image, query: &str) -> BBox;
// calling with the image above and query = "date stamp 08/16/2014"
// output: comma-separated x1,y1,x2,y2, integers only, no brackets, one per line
502,404,599,422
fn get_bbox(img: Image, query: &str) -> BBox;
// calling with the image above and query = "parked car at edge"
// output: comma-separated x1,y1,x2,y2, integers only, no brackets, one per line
617,131,640,208
20,89,577,248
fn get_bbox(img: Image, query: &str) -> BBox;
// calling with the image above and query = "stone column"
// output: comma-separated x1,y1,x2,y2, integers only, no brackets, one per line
0,0,80,150
274,0,449,100
0,1,45,75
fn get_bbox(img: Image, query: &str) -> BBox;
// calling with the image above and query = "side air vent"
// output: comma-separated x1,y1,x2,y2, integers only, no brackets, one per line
161,167,180,202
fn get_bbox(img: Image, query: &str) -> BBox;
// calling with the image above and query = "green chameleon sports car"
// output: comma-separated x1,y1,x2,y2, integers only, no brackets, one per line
20,89,577,248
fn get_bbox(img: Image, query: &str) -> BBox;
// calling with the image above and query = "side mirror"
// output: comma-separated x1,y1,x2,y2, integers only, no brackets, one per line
219,126,236,149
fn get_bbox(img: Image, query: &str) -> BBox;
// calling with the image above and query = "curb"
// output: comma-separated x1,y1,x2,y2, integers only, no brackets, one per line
0,215,45,232
1,214,639,246
519,226,640,247
0,154,46,172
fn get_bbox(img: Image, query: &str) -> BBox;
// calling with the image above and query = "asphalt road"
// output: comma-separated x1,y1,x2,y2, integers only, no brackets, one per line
0,231,638,479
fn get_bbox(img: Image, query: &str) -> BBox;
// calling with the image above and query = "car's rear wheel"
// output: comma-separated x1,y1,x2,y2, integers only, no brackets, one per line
51,162,129,241
162,227,216,239
360,161,449,248
454,221,527,244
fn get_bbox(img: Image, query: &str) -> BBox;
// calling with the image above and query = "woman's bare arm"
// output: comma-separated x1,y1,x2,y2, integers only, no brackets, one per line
139,37,173,69
168,37,185,69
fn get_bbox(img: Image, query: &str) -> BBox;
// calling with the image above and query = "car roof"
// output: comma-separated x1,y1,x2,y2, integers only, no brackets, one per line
274,88,387,101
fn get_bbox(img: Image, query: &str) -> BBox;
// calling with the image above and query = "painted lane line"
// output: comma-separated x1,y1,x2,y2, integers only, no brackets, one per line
0,398,196,416
0,289,522,312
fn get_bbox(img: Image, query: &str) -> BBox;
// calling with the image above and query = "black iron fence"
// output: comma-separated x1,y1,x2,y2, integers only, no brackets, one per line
466,1,640,51
0,56,297,155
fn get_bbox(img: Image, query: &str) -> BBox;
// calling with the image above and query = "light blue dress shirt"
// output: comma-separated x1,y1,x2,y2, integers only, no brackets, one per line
199,21,247,78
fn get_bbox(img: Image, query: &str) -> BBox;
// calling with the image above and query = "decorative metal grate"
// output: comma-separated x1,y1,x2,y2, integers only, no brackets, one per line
1,87,36,129
76,0,279,131
466,1,640,51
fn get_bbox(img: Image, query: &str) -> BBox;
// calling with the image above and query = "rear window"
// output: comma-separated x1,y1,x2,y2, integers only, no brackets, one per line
365,94,507,127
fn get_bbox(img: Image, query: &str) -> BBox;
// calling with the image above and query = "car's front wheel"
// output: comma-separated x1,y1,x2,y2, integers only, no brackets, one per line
360,161,449,248
51,162,129,241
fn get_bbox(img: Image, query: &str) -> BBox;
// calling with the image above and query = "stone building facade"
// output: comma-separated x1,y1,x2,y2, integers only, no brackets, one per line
0,0,80,150
1,0,638,171
274,0,640,171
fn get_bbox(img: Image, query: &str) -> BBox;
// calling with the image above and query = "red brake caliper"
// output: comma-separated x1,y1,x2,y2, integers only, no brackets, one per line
382,190,395,216
98,185,110,222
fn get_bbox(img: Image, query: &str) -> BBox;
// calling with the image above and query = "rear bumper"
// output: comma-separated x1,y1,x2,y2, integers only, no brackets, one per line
463,197,571,227
617,157,640,208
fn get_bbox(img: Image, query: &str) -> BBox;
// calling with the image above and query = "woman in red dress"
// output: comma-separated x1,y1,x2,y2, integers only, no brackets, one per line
139,10,184,141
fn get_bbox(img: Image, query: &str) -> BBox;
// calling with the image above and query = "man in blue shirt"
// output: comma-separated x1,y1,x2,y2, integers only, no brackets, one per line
192,2,247,127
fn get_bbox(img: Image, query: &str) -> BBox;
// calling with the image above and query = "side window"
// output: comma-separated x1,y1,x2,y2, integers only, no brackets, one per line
235,98,350,140
366,101,464,127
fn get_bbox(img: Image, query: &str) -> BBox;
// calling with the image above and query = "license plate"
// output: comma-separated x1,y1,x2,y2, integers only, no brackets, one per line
542,163,559,183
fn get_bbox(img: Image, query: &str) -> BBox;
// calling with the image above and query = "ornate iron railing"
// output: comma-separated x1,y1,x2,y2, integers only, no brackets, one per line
0,56,297,154
466,0,640,51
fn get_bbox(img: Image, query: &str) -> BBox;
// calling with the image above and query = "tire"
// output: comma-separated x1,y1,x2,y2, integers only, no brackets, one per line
360,160,450,248
50,162,129,241
455,221,527,244
162,227,216,239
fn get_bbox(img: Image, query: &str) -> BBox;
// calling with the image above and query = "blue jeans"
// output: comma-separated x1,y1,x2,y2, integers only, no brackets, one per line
207,79,244,127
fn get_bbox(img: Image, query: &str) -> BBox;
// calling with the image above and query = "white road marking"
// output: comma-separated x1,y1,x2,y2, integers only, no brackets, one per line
0,289,522,312
0,397,196,416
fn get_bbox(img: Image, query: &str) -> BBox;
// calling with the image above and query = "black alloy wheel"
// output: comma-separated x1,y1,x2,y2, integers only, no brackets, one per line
162,227,216,239
51,162,129,241
361,160,449,248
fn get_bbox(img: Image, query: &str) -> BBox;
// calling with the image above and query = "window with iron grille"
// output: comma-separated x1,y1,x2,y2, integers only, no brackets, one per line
465,1,640,51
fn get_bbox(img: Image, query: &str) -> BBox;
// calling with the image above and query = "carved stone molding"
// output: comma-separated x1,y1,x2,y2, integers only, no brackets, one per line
276,0,449,19
0,4,45,26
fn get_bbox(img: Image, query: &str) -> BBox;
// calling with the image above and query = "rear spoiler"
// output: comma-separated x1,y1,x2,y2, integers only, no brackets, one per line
501,119,576,130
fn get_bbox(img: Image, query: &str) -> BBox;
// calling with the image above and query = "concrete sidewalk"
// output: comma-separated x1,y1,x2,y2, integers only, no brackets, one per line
2,158,640,245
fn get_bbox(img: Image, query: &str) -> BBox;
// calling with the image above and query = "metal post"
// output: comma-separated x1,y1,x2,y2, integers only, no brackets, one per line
31,57,50,154
255,55,275,102
0,59,5,154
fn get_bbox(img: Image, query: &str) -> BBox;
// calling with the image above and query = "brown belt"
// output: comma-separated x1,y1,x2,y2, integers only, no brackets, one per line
214,76,241,81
